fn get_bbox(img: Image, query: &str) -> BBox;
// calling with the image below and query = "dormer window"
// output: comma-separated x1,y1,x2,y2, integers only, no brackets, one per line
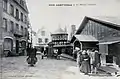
20,0,24,6
41,31,45,36
3,0,7,12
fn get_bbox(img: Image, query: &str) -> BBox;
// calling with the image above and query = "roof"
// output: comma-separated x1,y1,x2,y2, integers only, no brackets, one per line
13,0,29,13
99,41,120,45
52,27,67,34
74,35,98,42
70,16,120,43
76,16,120,34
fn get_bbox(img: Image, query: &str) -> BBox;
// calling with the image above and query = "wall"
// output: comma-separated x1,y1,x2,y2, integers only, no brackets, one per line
0,0,3,56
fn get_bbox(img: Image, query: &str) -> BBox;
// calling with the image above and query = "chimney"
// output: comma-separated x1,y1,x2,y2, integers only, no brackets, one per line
70,25,76,39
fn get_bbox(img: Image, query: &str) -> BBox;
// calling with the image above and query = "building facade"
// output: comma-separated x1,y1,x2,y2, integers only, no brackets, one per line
0,0,29,56
51,27,72,55
35,27,51,51
71,16,120,67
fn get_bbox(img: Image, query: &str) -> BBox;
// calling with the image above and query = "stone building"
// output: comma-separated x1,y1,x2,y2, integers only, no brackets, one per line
0,0,29,56
71,16,120,67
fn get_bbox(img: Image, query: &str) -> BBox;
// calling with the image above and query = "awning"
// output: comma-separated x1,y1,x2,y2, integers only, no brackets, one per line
53,44,72,47
74,35,98,42
99,41,120,45
36,44,48,47
4,36,13,40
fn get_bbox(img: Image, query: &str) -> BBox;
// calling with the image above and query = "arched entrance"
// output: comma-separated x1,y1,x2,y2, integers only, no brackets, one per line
73,39,82,50
19,40,27,56
3,37,13,56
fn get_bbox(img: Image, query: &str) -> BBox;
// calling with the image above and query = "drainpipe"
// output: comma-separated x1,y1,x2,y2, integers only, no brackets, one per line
79,41,82,51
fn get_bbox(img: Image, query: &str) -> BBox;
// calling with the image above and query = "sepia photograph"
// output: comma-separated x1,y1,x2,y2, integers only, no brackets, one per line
0,0,120,79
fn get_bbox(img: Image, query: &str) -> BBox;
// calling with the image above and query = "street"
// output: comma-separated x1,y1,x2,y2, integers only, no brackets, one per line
0,55,120,79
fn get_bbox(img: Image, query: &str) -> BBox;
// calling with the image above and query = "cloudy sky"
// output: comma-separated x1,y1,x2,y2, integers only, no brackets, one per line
26,0,120,33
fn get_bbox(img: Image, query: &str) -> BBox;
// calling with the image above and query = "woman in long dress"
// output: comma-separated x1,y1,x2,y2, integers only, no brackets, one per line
80,50,91,75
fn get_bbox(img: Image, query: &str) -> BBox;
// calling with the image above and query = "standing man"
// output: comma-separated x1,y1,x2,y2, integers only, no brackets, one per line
93,50,101,74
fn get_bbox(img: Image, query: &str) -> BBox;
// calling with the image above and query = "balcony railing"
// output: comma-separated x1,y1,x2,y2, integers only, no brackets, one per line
13,29,23,36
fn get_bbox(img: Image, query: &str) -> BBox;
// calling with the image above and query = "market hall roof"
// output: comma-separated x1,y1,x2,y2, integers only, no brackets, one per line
71,16,120,43
52,27,67,34
76,16,120,34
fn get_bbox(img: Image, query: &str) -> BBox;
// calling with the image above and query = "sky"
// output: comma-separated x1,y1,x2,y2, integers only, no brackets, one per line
26,0,120,33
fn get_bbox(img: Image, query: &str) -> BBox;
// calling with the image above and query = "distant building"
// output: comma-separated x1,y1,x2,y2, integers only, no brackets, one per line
0,0,29,56
35,27,51,51
71,16,120,67
51,27,72,55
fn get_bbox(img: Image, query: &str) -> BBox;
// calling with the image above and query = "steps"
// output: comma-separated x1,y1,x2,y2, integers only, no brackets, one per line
98,66,118,76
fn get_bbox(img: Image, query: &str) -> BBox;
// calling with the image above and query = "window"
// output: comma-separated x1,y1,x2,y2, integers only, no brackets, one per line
45,38,48,43
38,38,42,43
41,31,45,36
3,18,7,31
10,4,14,16
16,23,19,30
20,0,24,6
15,9,19,20
21,26,23,34
21,12,23,22
25,28,27,36
3,0,7,12
10,21,14,32
24,15,27,24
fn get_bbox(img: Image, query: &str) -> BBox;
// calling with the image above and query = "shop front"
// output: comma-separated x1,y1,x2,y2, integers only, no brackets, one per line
73,35,99,51
99,41,120,66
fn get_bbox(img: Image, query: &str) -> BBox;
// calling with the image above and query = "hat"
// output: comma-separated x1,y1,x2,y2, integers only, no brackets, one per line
75,47,80,50
94,50,98,52
82,50,86,54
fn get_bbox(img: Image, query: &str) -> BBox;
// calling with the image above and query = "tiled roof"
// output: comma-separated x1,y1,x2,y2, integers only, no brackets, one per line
76,16,120,34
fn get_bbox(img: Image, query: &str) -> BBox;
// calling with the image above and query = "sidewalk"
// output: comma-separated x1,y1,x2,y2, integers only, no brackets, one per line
61,66,120,79
98,66,118,75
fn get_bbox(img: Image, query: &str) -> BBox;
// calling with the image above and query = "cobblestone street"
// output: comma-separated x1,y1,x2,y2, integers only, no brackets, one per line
0,55,120,79
0,55,76,79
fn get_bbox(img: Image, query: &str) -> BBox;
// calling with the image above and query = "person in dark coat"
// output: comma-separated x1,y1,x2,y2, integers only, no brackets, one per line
80,50,91,75
92,50,101,74
27,47,37,66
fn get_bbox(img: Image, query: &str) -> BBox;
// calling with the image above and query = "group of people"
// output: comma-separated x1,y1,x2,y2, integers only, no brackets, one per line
75,47,101,75
26,47,37,66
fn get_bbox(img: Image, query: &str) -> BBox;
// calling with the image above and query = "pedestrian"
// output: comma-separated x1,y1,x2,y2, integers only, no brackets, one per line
77,50,82,69
89,49,95,73
80,50,91,75
76,48,80,67
26,47,37,66
92,50,101,74
73,47,79,60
